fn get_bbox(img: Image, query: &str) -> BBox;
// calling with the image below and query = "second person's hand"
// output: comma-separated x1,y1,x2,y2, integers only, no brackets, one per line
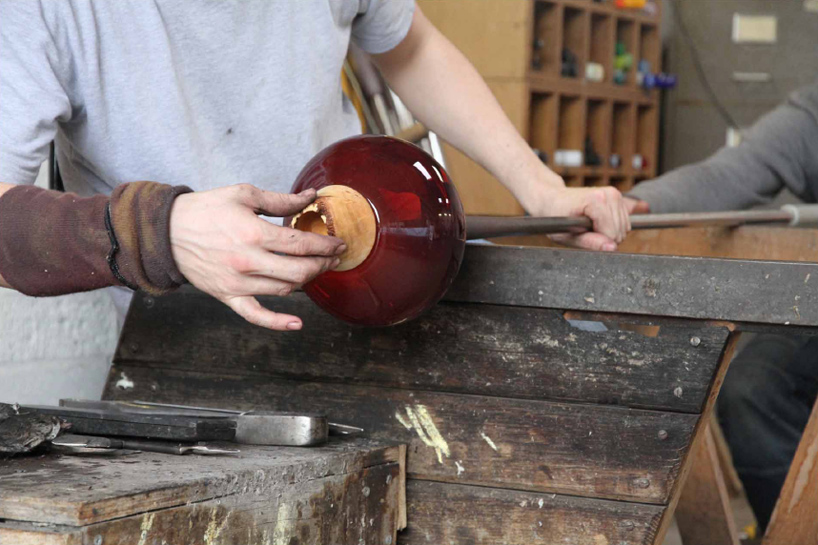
169,184,345,331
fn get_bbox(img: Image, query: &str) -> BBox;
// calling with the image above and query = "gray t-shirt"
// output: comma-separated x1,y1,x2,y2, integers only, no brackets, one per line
629,81,818,213
1,0,413,315
0,0,414,196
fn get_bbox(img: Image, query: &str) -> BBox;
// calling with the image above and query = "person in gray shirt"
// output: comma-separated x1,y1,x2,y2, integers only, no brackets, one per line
628,81,818,532
0,0,632,329
629,82,818,212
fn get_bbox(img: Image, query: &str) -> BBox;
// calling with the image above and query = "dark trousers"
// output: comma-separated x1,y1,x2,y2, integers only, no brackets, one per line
716,334,818,532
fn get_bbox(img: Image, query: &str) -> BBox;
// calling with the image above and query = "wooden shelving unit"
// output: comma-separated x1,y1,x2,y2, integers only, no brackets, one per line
420,0,662,215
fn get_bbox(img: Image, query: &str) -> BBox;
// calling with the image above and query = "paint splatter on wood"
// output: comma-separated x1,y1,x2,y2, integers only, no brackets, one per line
137,513,154,545
400,404,450,464
480,432,499,452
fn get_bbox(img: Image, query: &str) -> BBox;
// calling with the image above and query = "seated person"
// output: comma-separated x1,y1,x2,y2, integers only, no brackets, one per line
626,80,818,531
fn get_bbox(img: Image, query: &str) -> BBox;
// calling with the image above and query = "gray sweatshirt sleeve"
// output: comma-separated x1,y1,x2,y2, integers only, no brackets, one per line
628,84,818,213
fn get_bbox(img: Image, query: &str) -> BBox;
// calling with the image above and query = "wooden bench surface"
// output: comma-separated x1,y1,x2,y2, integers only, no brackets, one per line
0,439,402,545
102,245,818,545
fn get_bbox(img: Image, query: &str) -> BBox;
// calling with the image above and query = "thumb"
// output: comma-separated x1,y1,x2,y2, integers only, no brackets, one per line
244,187,318,217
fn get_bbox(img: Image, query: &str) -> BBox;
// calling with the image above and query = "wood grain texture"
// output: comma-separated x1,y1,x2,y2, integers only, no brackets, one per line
397,443,408,531
446,245,818,327
710,412,743,497
105,365,697,504
419,0,532,79
0,523,79,545
116,289,728,413
653,332,741,545
764,398,818,545
620,226,818,262
497,226,818,263
674,426,740,545
400,480,664,545
0,438,400,526
1,462,400,545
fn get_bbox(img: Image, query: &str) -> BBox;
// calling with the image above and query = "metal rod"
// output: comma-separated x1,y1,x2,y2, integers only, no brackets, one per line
465,209,794,240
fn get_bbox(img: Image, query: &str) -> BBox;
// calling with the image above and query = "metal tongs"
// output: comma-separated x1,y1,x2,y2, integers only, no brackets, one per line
52,433,239,455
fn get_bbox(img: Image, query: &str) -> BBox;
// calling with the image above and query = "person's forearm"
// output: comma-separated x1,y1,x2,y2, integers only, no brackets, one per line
626,151,773,213
0,182,191,296
373,8,563,211
629,89,818,213
0,183,15,288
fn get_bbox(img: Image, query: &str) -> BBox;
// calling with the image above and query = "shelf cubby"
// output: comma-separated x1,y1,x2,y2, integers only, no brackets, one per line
530,93,559,163
532,1,562,75
636,104,658,175
586,99,612,166
615,18,638,85
423,0,662,212
586,176,606,187
562,6,589,77
589,13,615,83
557,95,585,151
611,101,635,172
639,23,660,72
612,176,634,193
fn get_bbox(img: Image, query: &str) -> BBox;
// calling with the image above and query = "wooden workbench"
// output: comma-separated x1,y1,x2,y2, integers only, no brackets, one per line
97,243,818,544
0,438,403,544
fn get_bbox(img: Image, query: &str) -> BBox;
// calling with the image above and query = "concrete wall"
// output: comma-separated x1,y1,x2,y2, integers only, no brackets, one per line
660,0,818,173
0,164,120,405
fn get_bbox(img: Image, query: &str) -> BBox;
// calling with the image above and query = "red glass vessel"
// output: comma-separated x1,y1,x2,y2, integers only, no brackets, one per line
287,135,466,326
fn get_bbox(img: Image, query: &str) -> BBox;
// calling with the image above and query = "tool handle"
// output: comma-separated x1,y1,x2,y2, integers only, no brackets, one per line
395,122,428,144
466,216,591,239
782,204,818,227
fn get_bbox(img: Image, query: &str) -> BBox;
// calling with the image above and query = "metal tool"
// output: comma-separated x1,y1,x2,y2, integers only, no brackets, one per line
24,404,236,442
52,433,239,455
58,400,362,446
465,204,818,240
130,401,365,438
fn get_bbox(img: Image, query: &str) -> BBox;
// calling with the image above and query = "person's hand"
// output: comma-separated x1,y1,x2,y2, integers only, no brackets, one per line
521,182,632,251
625,196,650,215
169,184,345,331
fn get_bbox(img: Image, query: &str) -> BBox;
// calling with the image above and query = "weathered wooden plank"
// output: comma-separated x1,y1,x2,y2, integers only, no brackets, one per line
446,245,818,327
653,332,742,545
105,365,698,504
117,289,729,413
399,480,664,545
0,438,399,526
674,426,740,545
764,398,818,545
710,412,743,497
0,522,78,545
0,463,400,545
